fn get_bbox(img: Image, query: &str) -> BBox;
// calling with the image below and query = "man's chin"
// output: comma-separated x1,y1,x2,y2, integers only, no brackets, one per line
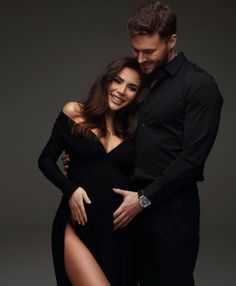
141,66,154,75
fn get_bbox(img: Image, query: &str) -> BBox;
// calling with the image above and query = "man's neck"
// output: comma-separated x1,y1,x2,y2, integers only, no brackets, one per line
167,49,177,62
148,50,178,88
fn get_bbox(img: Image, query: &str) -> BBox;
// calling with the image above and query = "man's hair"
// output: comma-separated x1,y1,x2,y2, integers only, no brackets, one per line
127,1,177,39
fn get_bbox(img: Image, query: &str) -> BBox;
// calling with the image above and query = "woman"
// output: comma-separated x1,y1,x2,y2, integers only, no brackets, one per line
38,57,146,286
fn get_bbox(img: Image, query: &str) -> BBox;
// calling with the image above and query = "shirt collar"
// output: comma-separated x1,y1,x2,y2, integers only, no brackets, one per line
162,52,186,77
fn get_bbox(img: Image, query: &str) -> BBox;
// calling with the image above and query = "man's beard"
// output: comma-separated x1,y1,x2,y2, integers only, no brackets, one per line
147,52,169,83
152,52,169,75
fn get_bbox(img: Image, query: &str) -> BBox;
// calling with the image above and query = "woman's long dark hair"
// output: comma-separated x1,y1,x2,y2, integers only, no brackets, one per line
73,57,147,139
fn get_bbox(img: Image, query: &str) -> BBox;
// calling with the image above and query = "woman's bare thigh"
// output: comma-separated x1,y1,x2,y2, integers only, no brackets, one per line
64,223,110,286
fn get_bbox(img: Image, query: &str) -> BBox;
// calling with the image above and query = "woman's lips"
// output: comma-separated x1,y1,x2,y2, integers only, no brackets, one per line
110,94,125,105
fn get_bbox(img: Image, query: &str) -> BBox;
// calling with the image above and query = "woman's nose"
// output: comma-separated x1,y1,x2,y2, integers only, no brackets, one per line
117,84,126,95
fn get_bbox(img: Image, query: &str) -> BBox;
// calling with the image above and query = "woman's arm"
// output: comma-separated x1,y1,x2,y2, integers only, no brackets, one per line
38,111,91,225
38,115,78,200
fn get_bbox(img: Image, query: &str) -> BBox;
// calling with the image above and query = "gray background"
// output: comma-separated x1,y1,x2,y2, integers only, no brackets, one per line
1,0,235,285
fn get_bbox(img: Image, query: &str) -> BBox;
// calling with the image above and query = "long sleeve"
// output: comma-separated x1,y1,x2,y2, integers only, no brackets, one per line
38,114,78,200
144,75,223,205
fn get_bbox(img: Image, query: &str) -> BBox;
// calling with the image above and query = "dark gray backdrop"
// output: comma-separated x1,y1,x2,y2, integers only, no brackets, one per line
1,0,235,285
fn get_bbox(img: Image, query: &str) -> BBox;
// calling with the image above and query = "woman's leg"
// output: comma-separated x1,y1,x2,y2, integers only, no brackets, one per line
64,223,111,286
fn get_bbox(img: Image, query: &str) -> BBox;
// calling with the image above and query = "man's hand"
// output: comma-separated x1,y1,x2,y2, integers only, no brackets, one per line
62,152,70,175
113,188,143,230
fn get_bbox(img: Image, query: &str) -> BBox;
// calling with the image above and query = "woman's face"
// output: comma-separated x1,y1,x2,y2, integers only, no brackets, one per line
107,67,141,111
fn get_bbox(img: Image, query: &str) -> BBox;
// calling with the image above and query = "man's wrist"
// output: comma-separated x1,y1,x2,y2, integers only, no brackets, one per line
138,189,151,208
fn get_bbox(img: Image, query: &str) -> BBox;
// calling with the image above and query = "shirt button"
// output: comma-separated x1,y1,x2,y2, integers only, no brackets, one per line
142,123,145,127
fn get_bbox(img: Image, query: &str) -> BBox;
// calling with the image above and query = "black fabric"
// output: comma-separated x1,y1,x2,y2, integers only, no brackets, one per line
134,184,200,286
38,111,137,286
133,52,223,205
131,53,223,286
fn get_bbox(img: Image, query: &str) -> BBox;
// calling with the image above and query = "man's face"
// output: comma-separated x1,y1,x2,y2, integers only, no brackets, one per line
130,33,171,75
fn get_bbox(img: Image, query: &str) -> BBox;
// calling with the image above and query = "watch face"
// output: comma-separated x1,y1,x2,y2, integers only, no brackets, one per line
141,197,151,208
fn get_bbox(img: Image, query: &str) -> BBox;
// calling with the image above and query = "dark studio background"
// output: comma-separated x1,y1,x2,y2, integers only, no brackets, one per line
1,0,235,285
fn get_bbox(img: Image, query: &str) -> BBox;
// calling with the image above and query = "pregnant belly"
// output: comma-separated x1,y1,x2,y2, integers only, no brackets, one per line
69,160,130,211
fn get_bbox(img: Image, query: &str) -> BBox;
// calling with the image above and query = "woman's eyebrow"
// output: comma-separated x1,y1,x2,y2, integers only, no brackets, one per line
116,74,140,87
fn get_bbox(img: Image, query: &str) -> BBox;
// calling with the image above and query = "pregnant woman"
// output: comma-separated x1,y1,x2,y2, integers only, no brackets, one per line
38,57,146,286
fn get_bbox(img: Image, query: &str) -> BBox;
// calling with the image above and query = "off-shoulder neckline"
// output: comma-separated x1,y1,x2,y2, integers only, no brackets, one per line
58,110,128,155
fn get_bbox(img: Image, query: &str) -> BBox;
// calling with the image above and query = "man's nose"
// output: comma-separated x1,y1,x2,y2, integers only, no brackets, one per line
137,52,146,64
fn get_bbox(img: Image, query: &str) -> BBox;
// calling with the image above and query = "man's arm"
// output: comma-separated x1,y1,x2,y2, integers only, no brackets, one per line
143,75,223,204
113,75,223,229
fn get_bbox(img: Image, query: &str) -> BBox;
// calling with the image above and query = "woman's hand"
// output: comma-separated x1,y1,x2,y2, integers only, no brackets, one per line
69,187,91,225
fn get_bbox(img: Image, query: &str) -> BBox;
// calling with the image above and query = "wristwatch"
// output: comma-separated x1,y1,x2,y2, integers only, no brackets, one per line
138,190,151,208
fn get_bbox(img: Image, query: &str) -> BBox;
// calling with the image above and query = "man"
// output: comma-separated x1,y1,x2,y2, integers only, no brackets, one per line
112,2,223,286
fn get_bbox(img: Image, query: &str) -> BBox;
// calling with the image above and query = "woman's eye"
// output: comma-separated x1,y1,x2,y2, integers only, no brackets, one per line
129,86,138,92
114,78,121,84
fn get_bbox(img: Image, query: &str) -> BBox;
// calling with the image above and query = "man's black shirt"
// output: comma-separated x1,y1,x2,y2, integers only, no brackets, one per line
132,52,223,205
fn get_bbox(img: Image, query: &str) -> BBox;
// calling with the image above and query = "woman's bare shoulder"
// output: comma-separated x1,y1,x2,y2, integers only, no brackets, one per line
62,102,84,122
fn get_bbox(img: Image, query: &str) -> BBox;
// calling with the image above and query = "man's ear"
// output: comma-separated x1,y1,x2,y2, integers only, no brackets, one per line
168,34,177,50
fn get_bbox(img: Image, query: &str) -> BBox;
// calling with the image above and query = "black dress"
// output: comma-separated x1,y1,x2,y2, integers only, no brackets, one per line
38,111,137,286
